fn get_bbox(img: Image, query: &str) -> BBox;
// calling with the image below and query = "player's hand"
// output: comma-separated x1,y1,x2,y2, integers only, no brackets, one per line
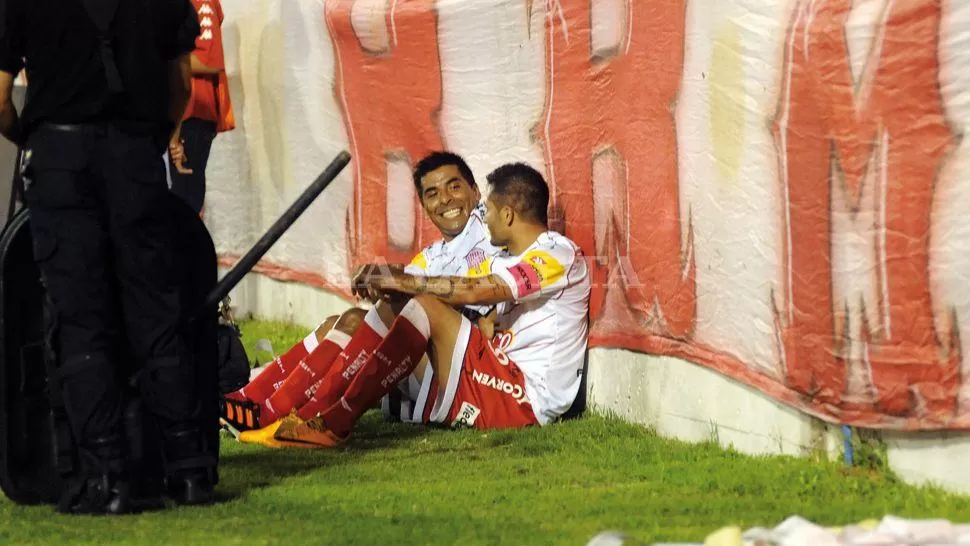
169,141,193,174
363,276,391,303
476,307,498,340
351,264,381,299
352,264,392,302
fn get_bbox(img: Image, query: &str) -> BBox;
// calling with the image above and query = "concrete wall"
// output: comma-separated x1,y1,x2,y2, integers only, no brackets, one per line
224,274,970,495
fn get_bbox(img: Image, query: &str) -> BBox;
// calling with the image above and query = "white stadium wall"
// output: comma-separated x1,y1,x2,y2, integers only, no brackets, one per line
11,0,970,493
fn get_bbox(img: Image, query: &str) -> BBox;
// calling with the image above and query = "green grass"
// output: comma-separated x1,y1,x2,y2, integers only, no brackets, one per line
237,318,310,365
1,320,969,545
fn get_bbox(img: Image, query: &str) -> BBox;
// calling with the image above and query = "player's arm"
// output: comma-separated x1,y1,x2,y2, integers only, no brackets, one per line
190,54,222,75
371,272,514,307
166,0,199,125
165,1,201,169
0,70,21,146
0,1,25,147
166,54,192,129
165,54,193,173
377,246,575,307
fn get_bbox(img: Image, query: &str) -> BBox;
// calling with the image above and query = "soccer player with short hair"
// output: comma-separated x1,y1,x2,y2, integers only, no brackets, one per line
264,162,591,447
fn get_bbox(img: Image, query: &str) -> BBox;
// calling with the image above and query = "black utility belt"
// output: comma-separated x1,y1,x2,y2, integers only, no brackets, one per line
34,121,170,152
37,121,162,134
41,123,86,133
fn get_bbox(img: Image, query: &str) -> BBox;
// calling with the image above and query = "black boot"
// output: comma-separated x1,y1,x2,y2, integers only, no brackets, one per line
165,472,213,506
55,436,132,516
56,473,132,515
162,424,215,506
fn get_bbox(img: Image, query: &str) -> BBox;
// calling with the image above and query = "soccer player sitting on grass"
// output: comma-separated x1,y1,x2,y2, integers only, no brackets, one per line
220,151,501,433
260,162,591,447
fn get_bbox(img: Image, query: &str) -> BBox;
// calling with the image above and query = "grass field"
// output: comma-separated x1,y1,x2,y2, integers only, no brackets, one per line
1,319,969,545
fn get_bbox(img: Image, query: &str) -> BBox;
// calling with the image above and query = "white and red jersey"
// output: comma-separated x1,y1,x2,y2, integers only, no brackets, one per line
471,231,591,424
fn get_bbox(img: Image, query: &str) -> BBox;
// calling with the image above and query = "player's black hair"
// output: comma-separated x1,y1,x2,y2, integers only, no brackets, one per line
485,163,549,225
412,151,477,194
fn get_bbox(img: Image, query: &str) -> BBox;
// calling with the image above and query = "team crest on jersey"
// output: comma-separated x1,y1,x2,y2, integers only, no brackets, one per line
488,330,515,367
491,330,514,352
465,248,486,269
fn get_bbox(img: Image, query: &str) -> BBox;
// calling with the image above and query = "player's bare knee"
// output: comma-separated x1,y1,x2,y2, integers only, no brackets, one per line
334,307,366,335
409,295,462,338
314,315,339,341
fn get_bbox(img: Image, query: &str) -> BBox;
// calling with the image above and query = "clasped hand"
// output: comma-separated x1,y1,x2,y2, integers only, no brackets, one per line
351,264,402,303
169,139,193,175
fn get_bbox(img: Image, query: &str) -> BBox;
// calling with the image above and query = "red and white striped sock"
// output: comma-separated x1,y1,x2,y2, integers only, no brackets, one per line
261,329,352,424
319,300,430,437
296,307,389,420
235,328,320,403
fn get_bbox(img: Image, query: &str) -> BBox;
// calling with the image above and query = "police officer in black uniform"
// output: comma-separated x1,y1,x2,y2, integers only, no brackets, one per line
0,0,214,514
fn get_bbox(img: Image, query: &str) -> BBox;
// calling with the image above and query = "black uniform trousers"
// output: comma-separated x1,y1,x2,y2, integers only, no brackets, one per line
167,118,216,214
24,123,198,473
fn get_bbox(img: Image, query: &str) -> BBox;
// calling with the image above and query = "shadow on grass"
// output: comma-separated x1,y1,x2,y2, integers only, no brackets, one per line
214,445,337,501
213,416,435,499
345,418,435,451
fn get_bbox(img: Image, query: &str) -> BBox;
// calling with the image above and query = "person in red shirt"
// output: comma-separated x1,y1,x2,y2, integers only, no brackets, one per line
168,0,235,214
